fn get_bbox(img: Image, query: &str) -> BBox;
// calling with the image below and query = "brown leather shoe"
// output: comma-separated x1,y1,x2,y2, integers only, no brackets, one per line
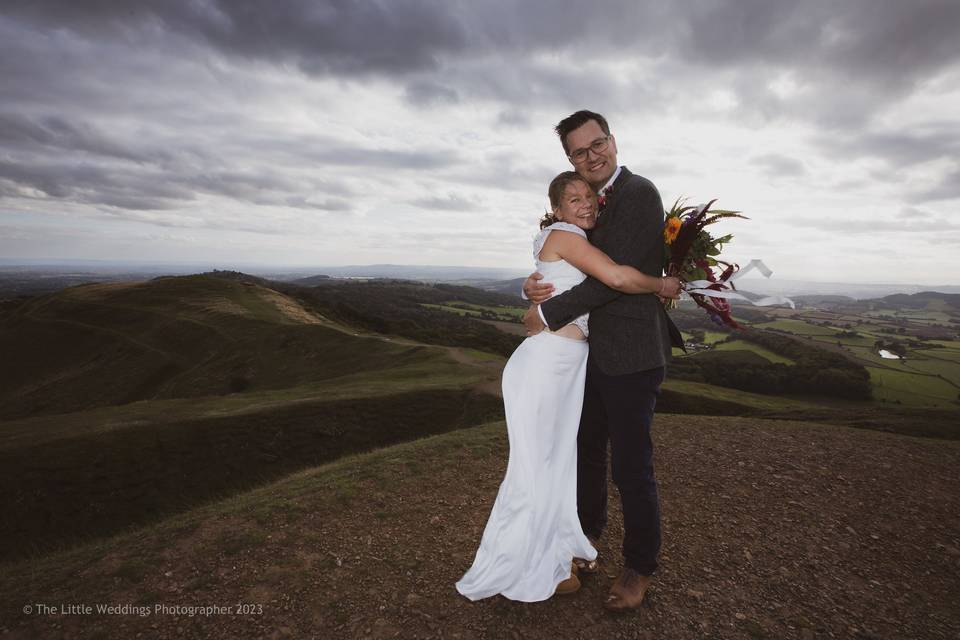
554,563,581,595
604,567,653,611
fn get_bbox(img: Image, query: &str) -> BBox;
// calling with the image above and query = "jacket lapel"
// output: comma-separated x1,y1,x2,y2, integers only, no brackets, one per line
590,167,633,242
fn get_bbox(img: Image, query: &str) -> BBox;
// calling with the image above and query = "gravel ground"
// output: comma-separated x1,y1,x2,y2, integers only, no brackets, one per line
3,415,958,640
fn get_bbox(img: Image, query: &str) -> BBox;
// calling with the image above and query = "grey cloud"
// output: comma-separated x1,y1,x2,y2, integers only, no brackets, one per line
914,168,960,203
305,146,460,170
0,157,355,213
188,126,464,173
90,209,287,235
815,125,960,166
812,125,960,205
0,155,187,209
925,234,960,246
897,207,936,219
362,226,523,255
784,215,960,233
0,159,194,210
404,81,459,106
3,1,956,177
0,113,158,163
283,196,352,212
2,1,469,76
749,153,807,178
410,193,483,212
496,110,531,128
185,170,312,203
3,0,959,239
6,1,958,113
680,1,960,81
445,153,559,193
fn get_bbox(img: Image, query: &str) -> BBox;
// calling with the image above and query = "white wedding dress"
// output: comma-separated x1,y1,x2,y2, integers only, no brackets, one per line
455,222,598,602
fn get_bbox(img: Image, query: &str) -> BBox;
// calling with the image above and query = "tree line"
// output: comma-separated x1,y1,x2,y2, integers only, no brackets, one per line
671,329,873,400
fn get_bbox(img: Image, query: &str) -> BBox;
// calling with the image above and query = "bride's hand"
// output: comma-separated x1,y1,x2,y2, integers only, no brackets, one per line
523,272,554,304
523,304,546,336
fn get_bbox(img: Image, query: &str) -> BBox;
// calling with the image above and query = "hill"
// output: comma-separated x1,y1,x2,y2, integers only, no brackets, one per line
1,416,957,639
273,278,524,357
0,272,514,560
473,277,527,297
879,291,960,310
0,273,519,420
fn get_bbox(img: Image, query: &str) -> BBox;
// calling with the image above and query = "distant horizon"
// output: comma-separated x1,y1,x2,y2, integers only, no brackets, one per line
1,257,957,294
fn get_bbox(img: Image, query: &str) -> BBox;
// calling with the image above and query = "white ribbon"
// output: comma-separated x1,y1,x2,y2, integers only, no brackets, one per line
683,259,795,309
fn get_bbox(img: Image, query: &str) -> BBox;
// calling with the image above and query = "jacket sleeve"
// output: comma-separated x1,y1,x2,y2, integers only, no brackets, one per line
540,179,664,331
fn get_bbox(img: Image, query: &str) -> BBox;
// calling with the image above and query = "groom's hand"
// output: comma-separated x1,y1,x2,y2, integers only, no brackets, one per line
522,272,554,304
523,304,546,336
660,276,682,299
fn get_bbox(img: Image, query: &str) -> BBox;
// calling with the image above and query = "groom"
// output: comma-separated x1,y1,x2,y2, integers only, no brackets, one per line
522,110,679,611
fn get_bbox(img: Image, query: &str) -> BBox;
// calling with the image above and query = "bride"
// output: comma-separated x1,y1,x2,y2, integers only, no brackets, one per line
455,171,681,602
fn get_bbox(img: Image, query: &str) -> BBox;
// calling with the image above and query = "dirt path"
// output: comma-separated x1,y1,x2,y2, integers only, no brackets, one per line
444,348,505,398
3,416,958,639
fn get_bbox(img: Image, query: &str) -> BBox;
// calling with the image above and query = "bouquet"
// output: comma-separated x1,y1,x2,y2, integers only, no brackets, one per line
663,198,747,329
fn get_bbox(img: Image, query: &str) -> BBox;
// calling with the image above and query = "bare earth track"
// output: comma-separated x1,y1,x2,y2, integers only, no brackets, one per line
2,415,958,640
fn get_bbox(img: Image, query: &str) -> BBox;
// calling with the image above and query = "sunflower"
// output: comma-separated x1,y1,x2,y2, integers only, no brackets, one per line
663,216,682,244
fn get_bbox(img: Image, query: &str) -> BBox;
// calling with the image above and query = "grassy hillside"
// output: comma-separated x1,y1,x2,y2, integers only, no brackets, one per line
0,386,502,562
0,271,531,419
276,278,523,357
0,273,512,561
0,274,454,419
2,416,957,639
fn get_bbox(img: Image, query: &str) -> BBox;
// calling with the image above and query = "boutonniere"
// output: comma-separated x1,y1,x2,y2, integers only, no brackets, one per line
597,185,614,213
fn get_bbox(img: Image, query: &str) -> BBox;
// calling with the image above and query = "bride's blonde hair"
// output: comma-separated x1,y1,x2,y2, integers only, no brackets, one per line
539,171,591,229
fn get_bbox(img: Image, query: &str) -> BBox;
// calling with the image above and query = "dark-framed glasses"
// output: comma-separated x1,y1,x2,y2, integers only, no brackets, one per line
568,136,611,163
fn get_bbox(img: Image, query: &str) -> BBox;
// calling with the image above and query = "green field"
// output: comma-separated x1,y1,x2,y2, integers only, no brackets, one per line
901,356,960,379
422,303,476,316
711,339,796,365
421,301,523,322
867,366,959,407
450,301,524,318
863,309,953,325
743,306,960,409
753,318,839,336
927,340,960,353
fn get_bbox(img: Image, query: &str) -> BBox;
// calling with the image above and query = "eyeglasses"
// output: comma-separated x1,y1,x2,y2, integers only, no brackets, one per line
568,136,611,163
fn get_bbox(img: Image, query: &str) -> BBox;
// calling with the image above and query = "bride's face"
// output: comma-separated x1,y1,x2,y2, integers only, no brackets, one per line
554,180,598,230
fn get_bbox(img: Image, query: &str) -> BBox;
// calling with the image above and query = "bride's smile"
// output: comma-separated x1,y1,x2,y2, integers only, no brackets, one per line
554,180,598,230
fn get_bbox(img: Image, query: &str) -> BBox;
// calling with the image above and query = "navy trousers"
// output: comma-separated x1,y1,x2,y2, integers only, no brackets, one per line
576,354,665,575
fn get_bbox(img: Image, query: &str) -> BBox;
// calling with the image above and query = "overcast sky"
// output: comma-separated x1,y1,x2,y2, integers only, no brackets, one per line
1,1,958,284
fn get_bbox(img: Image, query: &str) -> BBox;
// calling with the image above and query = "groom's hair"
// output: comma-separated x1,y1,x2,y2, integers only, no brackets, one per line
555,110,611,155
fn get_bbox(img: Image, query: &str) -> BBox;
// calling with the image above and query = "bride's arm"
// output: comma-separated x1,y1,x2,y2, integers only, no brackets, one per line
545,230,681,296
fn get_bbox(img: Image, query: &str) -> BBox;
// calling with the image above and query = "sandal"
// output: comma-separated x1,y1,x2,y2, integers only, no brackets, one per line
574,537,600,574
573,556,599,574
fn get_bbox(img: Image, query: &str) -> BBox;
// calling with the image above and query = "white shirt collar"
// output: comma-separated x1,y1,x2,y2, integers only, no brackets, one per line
598,165,623,194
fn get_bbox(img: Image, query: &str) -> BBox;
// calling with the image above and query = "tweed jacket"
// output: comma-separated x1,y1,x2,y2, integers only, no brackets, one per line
540,167,681,375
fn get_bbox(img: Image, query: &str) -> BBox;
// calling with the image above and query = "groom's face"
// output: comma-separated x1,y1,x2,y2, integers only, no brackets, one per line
565,119,618,189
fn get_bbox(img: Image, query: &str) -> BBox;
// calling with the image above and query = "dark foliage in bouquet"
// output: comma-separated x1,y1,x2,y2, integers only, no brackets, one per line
663,198,748,328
